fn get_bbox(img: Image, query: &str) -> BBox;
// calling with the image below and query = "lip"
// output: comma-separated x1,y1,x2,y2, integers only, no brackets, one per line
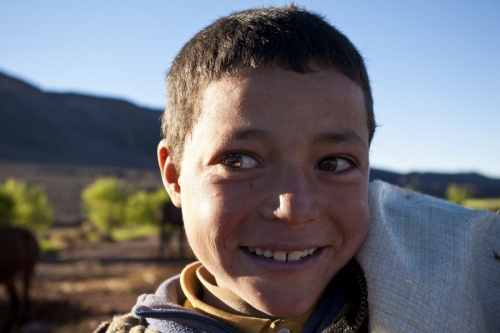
240,245,327,273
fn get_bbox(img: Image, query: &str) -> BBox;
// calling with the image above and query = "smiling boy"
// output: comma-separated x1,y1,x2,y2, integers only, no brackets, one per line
154,5,372,331
171,67,370,313
94,4,499,333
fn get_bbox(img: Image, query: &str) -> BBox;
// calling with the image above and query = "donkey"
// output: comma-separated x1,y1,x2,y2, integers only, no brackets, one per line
0,226,39,333
155,201,185,258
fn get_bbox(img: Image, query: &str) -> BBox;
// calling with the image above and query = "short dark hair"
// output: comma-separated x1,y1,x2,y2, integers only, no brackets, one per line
162,4,375,168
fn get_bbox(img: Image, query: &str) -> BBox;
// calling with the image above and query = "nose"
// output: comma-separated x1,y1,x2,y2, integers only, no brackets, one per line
261,167,320,224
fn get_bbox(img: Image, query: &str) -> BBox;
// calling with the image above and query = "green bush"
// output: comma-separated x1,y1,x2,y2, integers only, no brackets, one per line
81,177,170,240
0,188,15,224
463,198,500,212
81,177,128,237
445,183,470,205
125,188,169,226
0,178,54,233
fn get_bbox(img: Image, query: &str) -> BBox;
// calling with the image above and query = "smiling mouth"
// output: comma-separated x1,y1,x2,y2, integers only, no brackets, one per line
247,247,317,262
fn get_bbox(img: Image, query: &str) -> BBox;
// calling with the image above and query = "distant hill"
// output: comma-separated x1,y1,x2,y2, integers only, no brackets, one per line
0,71,161,169
1,71,500,201
369,169,500,198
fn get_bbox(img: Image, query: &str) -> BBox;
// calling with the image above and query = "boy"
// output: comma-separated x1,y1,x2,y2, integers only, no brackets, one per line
95,5,499,333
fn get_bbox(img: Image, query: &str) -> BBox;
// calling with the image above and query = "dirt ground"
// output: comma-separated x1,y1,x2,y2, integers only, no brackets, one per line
0,235,196,333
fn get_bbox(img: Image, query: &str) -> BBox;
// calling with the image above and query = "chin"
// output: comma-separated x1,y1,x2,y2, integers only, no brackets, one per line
246,291,317,318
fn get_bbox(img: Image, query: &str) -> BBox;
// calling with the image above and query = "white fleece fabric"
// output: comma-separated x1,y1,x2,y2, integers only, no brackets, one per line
356,180,500,332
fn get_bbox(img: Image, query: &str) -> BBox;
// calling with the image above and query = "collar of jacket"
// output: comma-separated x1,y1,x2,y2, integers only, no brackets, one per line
132,259,367,333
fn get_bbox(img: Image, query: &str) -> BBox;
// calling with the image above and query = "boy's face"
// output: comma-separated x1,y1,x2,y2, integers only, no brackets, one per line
160,67,370,317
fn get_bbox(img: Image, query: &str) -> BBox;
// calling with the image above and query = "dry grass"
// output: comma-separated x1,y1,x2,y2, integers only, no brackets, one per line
463,198,500,212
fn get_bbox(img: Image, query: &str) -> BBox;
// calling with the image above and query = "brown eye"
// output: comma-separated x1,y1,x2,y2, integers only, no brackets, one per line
222,153,260,169
317,157,352,172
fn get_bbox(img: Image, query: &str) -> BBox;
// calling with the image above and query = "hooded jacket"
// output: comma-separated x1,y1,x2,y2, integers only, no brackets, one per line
131,258,367,333
93,258,367,333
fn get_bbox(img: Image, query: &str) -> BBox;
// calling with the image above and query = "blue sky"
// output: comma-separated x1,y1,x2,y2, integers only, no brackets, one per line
1,0,499,177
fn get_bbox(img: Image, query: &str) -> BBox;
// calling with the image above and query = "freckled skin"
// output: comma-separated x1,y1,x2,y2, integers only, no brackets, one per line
159,67,371,317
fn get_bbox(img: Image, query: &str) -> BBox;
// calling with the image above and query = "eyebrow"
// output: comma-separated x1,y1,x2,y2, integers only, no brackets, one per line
227,128,269,142
226,128,368,149
312,130,368,149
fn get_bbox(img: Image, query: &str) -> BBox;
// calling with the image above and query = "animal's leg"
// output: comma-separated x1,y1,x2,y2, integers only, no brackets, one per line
20,267,34,324
158,223,167,258
179,229,184,258
172,228,180,257
2,276,19,333
158,230,163,258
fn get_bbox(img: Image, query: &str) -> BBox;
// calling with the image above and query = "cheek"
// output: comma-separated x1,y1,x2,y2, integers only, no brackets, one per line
327,188,370,242
340,199,369,247
183,200,220,249
181,185,243,262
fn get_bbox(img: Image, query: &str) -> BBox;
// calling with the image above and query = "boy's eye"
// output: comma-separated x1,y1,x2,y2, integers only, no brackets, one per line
222,153,260,169
316,157,352,172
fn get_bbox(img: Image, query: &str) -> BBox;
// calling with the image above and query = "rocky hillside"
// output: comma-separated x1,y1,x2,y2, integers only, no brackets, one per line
370,169,500,198
0,71,161,169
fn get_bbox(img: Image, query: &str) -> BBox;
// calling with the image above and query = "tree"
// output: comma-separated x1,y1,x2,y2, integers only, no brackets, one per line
0,188,15,224
0,178,54,233
125,188,169,226
81,177,128,238
445,183,470,205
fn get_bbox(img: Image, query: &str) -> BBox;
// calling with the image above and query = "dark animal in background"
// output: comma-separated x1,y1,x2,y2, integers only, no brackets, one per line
0,227,39,333
155,201,185,258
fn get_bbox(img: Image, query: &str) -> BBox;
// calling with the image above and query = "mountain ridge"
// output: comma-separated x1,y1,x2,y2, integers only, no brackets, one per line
0,71,162,169
1,70,499,199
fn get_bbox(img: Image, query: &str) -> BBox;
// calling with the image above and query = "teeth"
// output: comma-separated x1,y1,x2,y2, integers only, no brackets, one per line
248,247,317,262
273,251,286,262
287,251,302,261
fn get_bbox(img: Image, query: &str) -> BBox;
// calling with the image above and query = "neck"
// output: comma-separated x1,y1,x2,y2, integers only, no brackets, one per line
197,266,274,318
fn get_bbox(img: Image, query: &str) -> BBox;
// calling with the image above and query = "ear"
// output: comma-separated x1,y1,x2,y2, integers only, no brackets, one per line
158,139,182,208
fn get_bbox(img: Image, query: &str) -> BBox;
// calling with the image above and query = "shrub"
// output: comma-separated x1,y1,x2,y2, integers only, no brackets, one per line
0,178,54,233
125,188,169,226
0,188,15,224
81,177,128,238
445,183,470,205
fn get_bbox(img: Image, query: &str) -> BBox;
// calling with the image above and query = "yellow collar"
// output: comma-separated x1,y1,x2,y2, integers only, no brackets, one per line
180,261,320,333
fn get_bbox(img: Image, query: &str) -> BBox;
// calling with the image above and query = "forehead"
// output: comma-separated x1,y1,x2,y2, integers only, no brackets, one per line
196,67,368,140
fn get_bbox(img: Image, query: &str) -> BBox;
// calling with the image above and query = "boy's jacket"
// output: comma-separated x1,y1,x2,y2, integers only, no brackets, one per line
357,180,499,332
95,258,367,333
94,180,500,332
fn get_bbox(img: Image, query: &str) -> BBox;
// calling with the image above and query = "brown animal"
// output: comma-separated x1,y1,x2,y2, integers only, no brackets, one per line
155,201,185,258
0,226,39,333
0,227,39,333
